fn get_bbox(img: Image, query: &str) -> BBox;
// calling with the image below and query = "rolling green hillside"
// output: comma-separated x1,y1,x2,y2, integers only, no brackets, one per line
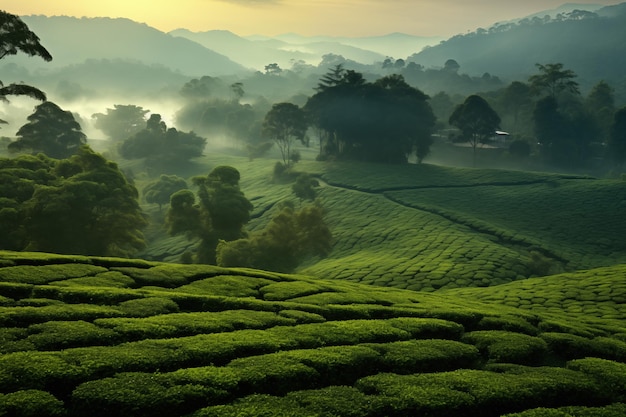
154,154,626,293
0,250,625,417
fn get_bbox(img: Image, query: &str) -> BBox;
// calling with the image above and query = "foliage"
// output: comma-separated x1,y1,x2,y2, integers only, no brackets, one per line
449,94,501,165
0,11,51,110
91,104,149,142
217,202,332,272
8,101,87,159
0,147,147,257
306,71,435,163
608,107,626,167
143,174,188,210
262,102,308,168
292,173,319,201
166,166,253,264
528,63,580,99
118,114,206,171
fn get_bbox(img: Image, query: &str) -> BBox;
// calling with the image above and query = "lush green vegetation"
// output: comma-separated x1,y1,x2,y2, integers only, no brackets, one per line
0,250,625,416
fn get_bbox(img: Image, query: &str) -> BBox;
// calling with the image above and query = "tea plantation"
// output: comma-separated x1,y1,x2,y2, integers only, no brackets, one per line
1,250,625,416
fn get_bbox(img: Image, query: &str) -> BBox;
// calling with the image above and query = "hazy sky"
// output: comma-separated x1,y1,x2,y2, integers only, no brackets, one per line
3,0,623,37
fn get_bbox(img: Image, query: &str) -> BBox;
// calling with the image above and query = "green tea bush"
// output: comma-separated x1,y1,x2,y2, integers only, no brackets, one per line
191,394,315,417
95,310,295,340
278,309,326,323
503,403,626,417
0,264,107,285
71,372,219,417
26,320,119,350
52,271,136,288
368,339,480,373
260,281,334,301
477,315,539,335
357,366,599,416
286,386,377,417
0,390,65,417
228,354,320,394
387,317,465,339
176,275,274,298
0,282,34,299
116,296,180,317
462,330,548,364
283,345,381,386
32,285,140,305
567,358,626,401
0,303,123,326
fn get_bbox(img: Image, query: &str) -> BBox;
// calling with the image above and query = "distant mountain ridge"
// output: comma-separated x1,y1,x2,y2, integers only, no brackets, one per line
408,2,626,92
5,15,247,77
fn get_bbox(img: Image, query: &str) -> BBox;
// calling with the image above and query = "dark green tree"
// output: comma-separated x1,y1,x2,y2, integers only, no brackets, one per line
528,63,579,98
92,104,149,142
608,107,626,167
0,10,51,117
449,95,501,166
119,114,206,172
292,173,319,201
262,102,308,168
8,101,87,159
500,81,533,131
216,202,332,273
166,166,253,264
0,146,147,256
306,71,435,163
143,174,188,210
585,80,615,142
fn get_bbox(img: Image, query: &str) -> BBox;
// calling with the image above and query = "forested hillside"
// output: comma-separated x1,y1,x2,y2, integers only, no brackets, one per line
409,4,626,98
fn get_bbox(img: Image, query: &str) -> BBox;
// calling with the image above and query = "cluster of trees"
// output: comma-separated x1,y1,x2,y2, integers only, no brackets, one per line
217,202,332,272
0,146,147,256
164,166,331,271
118,113,207,171
305,67,436,163
431,62,626,171
260,66,437,165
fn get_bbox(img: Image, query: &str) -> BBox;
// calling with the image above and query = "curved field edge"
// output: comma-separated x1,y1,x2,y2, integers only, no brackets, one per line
0,251,625,417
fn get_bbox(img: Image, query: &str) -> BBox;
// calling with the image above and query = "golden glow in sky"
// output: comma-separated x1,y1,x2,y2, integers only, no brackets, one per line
2,0,623,37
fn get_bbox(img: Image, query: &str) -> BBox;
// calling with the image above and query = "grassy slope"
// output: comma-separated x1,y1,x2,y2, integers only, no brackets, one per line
0,250,625,417
138,154,626,293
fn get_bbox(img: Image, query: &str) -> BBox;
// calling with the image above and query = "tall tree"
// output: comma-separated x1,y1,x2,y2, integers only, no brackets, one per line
166,166,253,264
92,104,149,142
528,63,579,99
585,80,615,143
143,174,188,211
0,10,51,112
8,101,87,159
608,107,626,168
262,102,307,168
449,95,501,166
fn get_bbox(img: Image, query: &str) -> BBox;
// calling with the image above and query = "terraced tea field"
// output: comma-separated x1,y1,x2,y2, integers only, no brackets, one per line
138,155,626,292
0,251,625,416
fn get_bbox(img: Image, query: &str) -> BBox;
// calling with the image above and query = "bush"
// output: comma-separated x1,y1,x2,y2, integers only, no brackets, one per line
71,372,217,417
26,320,119,350
0,390,65,417
462,330,548,365
369,339,480,373
567,358,626,401
116,297,180,317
